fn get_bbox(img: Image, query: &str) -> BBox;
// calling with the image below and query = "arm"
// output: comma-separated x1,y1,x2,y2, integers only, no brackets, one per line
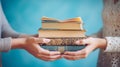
63,37,107,60
0,38,11,52
0,4,61,61
0,3,33,51
0,3,21,52
1,3,20,38
0,3,37,38
11,37,61,61
63,37,120,60
62,28,104,60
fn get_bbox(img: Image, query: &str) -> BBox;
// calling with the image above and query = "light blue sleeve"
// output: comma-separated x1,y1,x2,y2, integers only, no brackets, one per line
1,3,20,38
0,3,20,52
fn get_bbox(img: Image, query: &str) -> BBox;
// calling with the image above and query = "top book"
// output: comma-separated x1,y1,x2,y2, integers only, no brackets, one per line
41,16,84,30
41,16,83,23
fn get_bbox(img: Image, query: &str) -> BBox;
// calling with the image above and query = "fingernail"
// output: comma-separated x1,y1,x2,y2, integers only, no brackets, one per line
75,41,80,44
43,39,51,43
61,55,64,57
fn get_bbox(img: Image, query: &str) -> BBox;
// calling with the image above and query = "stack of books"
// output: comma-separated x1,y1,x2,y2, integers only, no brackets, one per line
39,16,86,52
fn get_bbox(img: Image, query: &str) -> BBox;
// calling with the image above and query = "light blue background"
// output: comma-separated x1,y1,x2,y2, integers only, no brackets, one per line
1,0,103,67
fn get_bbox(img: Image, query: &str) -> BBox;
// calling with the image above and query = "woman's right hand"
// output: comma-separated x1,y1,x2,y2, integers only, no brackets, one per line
63,37,107,60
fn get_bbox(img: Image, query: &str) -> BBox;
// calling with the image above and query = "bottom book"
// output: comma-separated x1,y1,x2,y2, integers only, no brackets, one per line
40,45,86,53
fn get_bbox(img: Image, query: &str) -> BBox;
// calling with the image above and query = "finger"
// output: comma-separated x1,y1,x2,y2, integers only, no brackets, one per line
47,55,62,61
76,44,96,57
29,49,61,61
63,55,85,60
64,50,85,56
75,40,84,45
37,54,62,61
34,38,43,43
43,38,51,43
41,56,61,61
84,44,97,54
75,39,87,45
49,51,61,55
75,38,91,45
46,55,61,59
40,49,61,56
35,38,51,43
29,44,61,56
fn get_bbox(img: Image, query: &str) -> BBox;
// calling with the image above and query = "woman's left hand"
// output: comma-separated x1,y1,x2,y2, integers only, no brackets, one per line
63,37,107,60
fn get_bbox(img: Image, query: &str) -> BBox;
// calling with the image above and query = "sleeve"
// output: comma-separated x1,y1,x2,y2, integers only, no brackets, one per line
0,37,11,52
104,37,120,52
0,3,20,52
1,3,21,38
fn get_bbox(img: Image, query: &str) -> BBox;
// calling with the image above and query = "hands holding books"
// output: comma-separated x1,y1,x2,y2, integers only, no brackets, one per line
11,37,61,61
38,16,87,61
16,36,107,61
31,17,108,61
24,37,62,61
63,37,107,60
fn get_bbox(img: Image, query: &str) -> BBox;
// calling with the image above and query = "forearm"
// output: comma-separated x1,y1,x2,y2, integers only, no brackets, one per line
11,38,26,49
95,37,120,52
0,38,26,52
1,3,22,38
97,38,107,50
0,34,38,52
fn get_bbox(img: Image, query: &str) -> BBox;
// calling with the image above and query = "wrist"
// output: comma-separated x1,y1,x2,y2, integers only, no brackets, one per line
11,38,27,49
98,38,107,50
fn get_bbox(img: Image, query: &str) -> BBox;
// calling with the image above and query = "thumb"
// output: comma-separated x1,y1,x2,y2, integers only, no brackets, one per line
35,38,51,43
75,39,89,45
43,38,51,43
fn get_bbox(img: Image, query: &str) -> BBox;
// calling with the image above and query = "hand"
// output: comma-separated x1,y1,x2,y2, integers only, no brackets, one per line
24,37,62,61
11,37,62,61
63,37,107,60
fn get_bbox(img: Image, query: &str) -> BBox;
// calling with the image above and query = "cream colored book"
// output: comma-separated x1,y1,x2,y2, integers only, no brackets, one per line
38,28,86,46
42,22,83,30
38,28,86,38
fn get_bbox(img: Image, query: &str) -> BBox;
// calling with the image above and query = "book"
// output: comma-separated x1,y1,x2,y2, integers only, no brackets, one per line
40,37,86,46
38,28,85,38
39,36,86,52
39,16,86,52
41,16,82,23
41,45,86,52
41,16,84,30
42,22,83,30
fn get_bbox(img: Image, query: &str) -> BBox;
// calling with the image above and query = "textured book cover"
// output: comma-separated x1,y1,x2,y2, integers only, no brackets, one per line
40,37,86,53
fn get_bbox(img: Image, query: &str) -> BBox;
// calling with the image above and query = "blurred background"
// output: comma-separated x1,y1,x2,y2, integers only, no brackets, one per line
1,0,103,67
